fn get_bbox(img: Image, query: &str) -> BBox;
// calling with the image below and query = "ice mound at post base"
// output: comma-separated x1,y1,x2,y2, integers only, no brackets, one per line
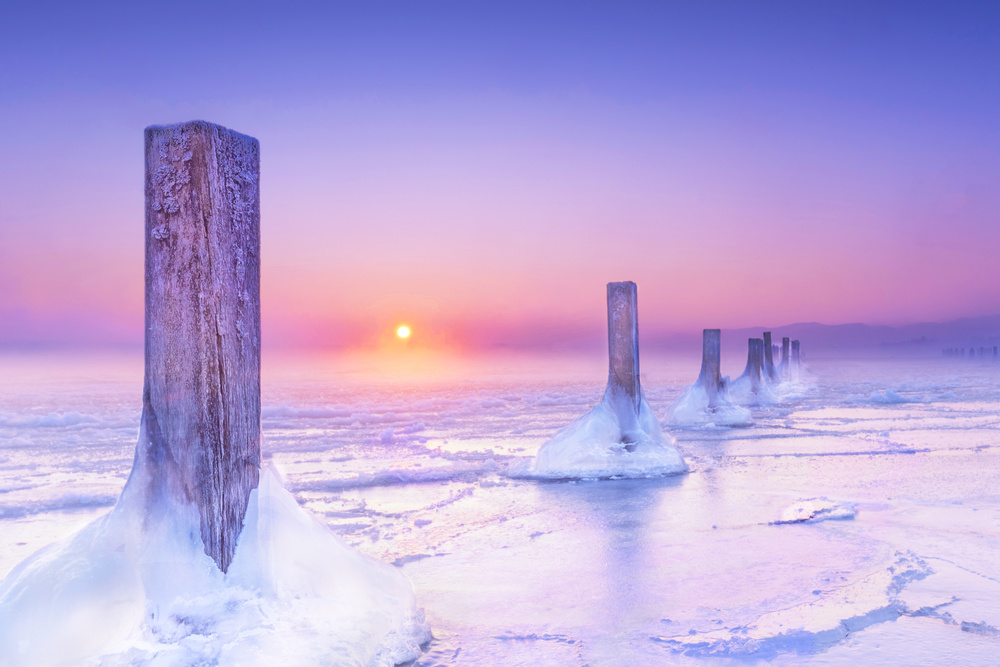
667,382,753,427
0,466,429,667
509,392,688,480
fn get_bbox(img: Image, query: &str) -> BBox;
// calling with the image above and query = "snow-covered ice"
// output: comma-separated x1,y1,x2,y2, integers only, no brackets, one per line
2,350,1000,665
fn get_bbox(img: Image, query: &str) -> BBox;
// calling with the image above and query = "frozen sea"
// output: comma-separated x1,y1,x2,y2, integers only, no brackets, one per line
1,348,999,666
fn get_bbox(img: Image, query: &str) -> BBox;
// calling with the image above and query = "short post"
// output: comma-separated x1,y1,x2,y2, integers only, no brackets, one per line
781,337,791,380
698,329,722,405
763,331,777,381
744,337,763,391
605,281,641,438
132,120,261,573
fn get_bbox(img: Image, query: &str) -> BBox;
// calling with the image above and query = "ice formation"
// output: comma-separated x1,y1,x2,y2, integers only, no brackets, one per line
512,282,687,479
668,329,752,426
778,336,792,381
771,497,857,524
729,337,778,406
0,466,429,666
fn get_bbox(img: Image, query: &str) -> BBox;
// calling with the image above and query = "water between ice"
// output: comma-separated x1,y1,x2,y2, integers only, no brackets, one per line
1,351,999,665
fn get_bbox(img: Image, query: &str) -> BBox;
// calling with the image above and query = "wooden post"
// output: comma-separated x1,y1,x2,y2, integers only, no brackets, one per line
605,281,641,439
132,120,261,573
791,340,801,379
743,337,763,391
780,337,791,380
698,329,722,405
763,331,777,381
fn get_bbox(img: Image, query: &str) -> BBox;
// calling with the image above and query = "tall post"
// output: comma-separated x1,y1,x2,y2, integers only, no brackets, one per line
132,120,261,573
763,331,777,381
698,329,722,405
780,337,791,381
605,281,641,438
791,339,801,380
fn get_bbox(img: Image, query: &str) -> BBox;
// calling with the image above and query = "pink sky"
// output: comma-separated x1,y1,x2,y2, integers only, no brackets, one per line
2,4,999,350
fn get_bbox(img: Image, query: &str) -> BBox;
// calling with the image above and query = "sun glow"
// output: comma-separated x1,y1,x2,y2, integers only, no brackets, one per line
396,325,411,339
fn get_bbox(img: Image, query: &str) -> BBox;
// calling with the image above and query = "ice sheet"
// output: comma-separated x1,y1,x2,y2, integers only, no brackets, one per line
2,352,1000,665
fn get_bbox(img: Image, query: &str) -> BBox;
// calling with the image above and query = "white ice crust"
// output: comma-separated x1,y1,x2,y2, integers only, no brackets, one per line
727,373,780,406
772,497,857,524
510,392,688,480
0,466,429,667
667,381,753,427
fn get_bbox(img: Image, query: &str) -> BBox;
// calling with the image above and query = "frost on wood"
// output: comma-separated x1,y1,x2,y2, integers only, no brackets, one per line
130,120,261,573
511,281,686,479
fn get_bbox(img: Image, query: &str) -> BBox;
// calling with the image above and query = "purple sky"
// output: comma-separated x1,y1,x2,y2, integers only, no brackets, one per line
2,1,999,350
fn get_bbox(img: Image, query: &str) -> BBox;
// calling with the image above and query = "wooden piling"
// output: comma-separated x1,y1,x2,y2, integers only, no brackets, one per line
743,337,764,392
763,331,777,381
698,329,722,404
132,120,261,573
605,282,641,437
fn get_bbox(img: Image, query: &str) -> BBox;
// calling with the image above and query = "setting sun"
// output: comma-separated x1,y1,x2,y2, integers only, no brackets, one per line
396,325,411,339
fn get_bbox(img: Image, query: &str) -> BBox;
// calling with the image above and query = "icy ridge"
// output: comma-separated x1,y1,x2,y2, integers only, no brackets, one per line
651,552,932,659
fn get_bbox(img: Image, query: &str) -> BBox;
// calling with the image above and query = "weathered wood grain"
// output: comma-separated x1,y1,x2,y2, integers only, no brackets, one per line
132,120,260,572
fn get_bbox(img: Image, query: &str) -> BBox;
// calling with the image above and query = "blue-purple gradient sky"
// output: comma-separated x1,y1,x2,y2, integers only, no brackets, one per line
2,1,999,350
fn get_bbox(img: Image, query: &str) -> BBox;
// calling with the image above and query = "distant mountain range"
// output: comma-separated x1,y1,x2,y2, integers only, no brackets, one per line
646,314,1000,358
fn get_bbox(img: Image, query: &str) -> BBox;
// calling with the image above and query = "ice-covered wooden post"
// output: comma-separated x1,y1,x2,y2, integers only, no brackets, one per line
605,281,642,440
763,331,777,381
791,339,801,377
132,120,261,573
743,337,764,391
698,329,723,405
780,336,791,381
